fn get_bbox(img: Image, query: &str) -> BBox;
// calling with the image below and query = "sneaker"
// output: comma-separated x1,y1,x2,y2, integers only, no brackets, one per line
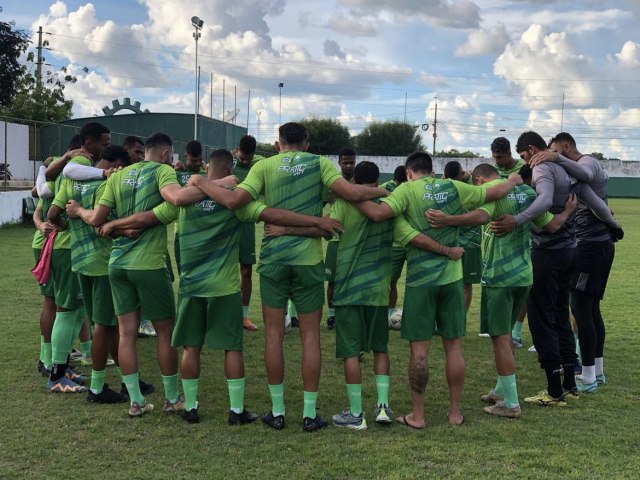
37,360,51,377
80,356,114,366
138,322,157,337
291,316,299,328
524,390,567,407
528,345,537,352
228,409,259,426
47,377,88,393
389,309,402,331
262,411,285,430
243,317,258,331
182,406,199,424
374,404,394,424
480,389,504,405
512,336,523,348
332,410,367,430
483,401,522,418
121,379,155,398
163,393,186,413
65,367,87,385
575,376,598,394
563,387,580,401
86,384,128,404
326,316,336,330
596,373,606,385
69,348,83,361
303,415,328,432
129,401,154,417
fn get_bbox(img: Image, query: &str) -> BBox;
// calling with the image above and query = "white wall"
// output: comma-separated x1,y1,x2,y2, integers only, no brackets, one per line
0,190,32,226
0,121,32,180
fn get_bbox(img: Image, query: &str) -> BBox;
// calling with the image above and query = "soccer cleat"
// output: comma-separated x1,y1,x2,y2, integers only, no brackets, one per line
524,390,567,407
65,367,87,385
389,309,402,331
480,389,505,405
228,409,259,426
163,393,186,413
374,404,393,424
512,336,523,348
47,377,88,394
262,411,285,430
326,316,336,330
138,322,157,337
80,356,92,366
243,317,258,331
596,373,606,385
332,410,367,430
129,401,154,417
182,406,199,424
86,384,128,404
483,401,522,419
121,379,155,398
290,316,299,328
575,376,598,394
528,345,537,352
303,415,328,432
563,387,580,401
69,348,83,361
37,360,51,377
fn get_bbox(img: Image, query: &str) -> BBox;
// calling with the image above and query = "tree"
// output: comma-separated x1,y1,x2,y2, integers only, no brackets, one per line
0,9,30,107
435,149,481,158
299,117,351,155
256,142,277,157
591,152,605,161
354,121,425,156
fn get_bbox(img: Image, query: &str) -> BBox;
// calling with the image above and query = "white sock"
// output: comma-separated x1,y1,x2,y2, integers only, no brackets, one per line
581,365,596,384
595,357,604,376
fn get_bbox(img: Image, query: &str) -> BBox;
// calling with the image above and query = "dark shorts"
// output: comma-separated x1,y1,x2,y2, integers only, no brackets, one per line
324,241,338,282
238,222,256,265
109,268,175,320
78,274,117,327
50,249,81,310
33,248,54,298
335,305,389,358
462,247,482,284
390,246,406,283
571,241,614,299
480,286,529,337
258,263,325,313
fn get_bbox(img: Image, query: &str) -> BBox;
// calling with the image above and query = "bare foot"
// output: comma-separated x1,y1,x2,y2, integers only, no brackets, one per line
396,414,425,429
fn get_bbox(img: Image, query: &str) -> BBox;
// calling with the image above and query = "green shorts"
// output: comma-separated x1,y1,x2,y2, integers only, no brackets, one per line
172,293,243,350
33,248,54,298
480,286,529,337
324,240,339,282
335,305,389,358
258,263,325,313
50,249,82,310
238,222,256,265
78,274,117,327
402,280,465,341
108,268,175,320
462,247,482,284
390,246,406,283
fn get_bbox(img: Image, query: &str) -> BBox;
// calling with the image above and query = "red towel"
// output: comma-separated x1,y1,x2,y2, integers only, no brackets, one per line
32,231,57,285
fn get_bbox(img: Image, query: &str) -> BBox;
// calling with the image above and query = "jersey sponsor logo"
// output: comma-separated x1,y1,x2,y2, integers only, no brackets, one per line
72,183,90,193
122,177,144,188
195,199,218,212
128,169,137,176
422,184,448,203
507,192,529,203
276,164,307,176
281,156,291,163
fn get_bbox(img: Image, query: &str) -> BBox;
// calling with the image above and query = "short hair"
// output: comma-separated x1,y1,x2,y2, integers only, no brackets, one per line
491,137,511,154
393,165,407,184
471,163,498,182
279,122,308,146
145,132,172,150
122,135,144,149
338,147,356,159
67,134,82,150
515,131,546,153
101,145,130,165
209,148,233,169
185,140,202,157
238,135,257,155
519,164,533,184
79,122,109,145
353,161,379,185
548,132,576,148
405,151,433,174
443,160,462,179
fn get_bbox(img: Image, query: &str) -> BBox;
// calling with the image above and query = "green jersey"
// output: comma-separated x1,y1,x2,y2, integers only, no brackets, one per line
330,198,393,306
478,179,553,287
496,159,524,179
458,176,482,249
233,154,264,183
380,179,398,193
178,197,265,297
238,151,342,266
383,177,486,287
98,160,178,270
174,169,206,234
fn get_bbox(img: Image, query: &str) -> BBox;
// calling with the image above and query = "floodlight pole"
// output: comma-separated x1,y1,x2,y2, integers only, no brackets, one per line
278,82,284,126
192,16,203,140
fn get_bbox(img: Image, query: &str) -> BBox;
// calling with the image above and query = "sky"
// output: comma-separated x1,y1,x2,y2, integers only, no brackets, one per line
2,0,640,159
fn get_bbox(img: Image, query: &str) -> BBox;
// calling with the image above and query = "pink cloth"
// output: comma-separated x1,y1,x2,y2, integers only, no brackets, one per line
32,231,57,285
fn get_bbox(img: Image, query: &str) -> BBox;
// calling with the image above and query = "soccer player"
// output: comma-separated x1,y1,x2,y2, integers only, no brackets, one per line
428,163,576,418
492,131,622,406
352,151,522,427
123,136,145,164
187,122,388,432
233,135,264,331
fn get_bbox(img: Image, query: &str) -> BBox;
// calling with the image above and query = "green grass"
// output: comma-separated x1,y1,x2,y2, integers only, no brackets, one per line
1,199,639,479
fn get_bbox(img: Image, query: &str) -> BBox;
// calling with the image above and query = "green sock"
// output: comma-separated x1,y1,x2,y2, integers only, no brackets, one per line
122,372,144,405
90,369,106,395
328,308,335,317
574,333,582,364
227,378,245,414
39,335,45,363
81,340,92,359
43,342,52,370
242,306,249,318
499,374,519,408
346,384,362,416
388,308,394,320
303,391,318,419
51,310,77,364
268,383,285,416
287,301,297,318
182,378,199,411
512,321,523,338
162,374,179,403
72,306,86,341
375,374,390,406
493,377,505,396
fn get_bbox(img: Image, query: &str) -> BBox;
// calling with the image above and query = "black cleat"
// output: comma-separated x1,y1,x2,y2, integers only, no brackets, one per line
291,316,299,328
121,379,155,398
228,409,259,426
262,411,285,430
303,415,328,432
37,360,51,377
182,407,200,424
86,384,128,404
326,316,336,330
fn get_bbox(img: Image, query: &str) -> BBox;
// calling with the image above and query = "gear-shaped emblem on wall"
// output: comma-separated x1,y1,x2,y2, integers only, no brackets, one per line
102,98,150,116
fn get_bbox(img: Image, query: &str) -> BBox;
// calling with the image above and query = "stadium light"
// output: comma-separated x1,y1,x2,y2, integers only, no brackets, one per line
192,16,204,140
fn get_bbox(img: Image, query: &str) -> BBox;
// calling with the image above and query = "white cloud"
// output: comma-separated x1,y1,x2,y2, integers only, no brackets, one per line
323,39,346,59
455,23,509,57
616,41,640,66
325,12,379,37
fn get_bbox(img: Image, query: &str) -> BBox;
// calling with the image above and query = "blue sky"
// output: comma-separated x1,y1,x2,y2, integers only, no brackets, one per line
2,0,640,159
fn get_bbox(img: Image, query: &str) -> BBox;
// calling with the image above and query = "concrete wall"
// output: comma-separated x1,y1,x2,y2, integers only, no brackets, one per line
0,190,32,226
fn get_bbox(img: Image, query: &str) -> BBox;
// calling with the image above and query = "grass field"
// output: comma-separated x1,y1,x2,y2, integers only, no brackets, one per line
0,199,639,479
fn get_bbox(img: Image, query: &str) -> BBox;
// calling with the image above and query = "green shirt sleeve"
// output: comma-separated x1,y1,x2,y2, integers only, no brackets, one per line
70,155,92,166
381,183,408,217
94,182,107,208
394,214,420,246
236,200,267,222
158,164,179,189
51,178,71,210
153,201,178,225
329,198,346,223
453,180,487,211
237,160,264,200
532,211,553,229
320,156,342,189
478,201,497,219
98,174,117,208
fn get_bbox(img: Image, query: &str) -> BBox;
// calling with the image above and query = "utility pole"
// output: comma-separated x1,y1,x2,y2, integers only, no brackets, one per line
246,89,251,130
432,98,438,156
222,79,226,121
561,93,565,131
210,72,213,118
36,26,44,91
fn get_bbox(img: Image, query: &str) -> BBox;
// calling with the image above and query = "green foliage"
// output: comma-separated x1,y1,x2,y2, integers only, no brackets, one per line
256,142,277,157
355,121,424,156
0,10,30,107
435,149,481,158
299,117,351,155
